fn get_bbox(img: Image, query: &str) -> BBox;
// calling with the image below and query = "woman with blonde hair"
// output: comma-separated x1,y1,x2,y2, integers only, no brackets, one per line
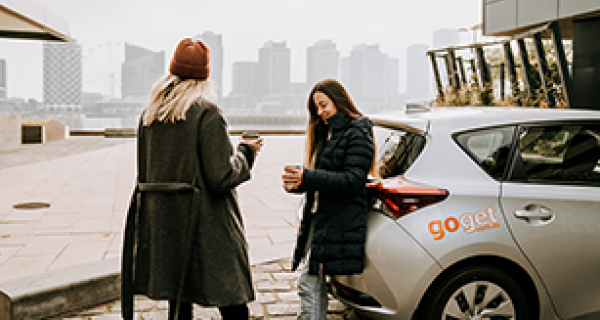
122,38,262,320
282,79,375,319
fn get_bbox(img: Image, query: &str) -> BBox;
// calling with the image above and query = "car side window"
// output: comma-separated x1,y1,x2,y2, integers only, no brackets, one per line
513,123,600,185
454,126,516,180
373,126,425,179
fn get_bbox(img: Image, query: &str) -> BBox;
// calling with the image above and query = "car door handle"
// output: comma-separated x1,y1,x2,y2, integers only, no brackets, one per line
514,204,553,221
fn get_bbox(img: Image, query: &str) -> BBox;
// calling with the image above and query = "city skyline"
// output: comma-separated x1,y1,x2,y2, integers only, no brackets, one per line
2,34,468,102
0,0,481,101
0,34,406,130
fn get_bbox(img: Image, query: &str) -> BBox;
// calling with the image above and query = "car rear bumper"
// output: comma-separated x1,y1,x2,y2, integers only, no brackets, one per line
332,211,441,319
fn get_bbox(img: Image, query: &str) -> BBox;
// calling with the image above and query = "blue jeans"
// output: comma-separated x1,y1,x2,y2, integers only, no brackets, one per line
297,251,328,320
297,220,329,320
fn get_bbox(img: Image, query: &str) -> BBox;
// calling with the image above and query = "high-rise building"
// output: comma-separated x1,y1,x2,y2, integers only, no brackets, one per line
407,44,431,100
433,28,460,49
0,59,6,99
194,31,223,99
258,41,291,96
343,44,371,99
43,41,83,108
307,39,339,86
341,44,399,100
232,61,258,95
121,43,164,99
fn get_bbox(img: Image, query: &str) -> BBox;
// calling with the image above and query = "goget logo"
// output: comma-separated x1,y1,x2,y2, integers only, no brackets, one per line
429,205,500,241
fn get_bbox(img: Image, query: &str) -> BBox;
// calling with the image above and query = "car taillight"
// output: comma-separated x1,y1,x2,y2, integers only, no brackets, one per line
367,177,449,219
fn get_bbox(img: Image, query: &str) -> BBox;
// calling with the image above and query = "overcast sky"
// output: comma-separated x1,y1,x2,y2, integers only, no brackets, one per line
0,0,482,100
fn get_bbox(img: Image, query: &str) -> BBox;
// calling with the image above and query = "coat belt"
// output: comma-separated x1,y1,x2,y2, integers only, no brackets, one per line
137,182,198,193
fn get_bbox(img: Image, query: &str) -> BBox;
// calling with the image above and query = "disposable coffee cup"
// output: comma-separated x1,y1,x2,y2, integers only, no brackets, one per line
242,131,260,139
284,164,301,189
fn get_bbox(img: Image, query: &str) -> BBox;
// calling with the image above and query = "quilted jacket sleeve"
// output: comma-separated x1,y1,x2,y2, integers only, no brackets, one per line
300,126,373,195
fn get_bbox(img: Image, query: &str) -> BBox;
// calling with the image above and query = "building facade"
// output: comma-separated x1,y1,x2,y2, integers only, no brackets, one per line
258,41,291,96
341,44,399,100
43,41,83,109
306,39,340,86
483,0,600,37
231,61,258,96
121,43,164,99
483,0,600,109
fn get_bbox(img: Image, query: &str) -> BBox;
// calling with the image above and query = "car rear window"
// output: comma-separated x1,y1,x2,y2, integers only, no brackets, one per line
454,126,516,180
373,126,425,179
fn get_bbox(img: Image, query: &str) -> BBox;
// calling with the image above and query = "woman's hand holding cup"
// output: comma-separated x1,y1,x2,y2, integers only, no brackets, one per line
241,132,263,154
282,164,302,191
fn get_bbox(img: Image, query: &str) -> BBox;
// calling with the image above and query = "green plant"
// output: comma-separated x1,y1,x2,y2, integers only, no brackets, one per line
434,81,496,107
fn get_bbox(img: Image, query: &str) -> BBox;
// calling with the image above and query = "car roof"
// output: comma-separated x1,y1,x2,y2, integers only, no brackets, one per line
370,107,600,134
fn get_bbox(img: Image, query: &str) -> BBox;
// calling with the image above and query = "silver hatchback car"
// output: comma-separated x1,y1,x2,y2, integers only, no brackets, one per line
331,107,600,319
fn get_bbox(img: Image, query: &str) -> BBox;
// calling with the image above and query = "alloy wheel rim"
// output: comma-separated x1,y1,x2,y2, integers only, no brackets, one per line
442,281,515,319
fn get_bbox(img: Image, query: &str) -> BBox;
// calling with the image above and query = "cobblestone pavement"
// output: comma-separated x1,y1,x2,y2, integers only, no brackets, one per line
56,258,358,320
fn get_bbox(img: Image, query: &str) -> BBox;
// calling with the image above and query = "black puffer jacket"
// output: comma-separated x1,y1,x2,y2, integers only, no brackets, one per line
291,112,374,275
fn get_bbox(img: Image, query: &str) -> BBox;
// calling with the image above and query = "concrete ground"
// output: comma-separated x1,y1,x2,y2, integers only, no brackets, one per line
0,135,357,319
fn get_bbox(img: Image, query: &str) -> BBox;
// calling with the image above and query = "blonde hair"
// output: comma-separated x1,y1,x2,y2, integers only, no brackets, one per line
142,74,217,126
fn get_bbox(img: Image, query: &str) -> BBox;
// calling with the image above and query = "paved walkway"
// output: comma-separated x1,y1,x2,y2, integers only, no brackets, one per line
0,135,304,282
0,135,358,319
0,136,137,279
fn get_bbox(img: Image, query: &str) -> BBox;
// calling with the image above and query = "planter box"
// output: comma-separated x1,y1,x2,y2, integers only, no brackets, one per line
21,119,66,144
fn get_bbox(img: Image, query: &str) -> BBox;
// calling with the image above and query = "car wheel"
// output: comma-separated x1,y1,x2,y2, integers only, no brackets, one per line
418,265,533,320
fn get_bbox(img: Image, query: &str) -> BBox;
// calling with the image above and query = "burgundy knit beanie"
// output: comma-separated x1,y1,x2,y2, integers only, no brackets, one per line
169,38,210,80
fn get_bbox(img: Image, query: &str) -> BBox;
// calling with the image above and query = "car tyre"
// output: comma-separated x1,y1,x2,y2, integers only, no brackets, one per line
417,265,533,320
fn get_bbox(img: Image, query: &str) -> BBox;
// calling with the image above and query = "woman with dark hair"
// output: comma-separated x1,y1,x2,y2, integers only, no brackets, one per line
282,79,375,319
121,38,262,320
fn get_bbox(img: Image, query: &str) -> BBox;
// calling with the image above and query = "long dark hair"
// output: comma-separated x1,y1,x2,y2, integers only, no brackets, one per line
304,79,375,173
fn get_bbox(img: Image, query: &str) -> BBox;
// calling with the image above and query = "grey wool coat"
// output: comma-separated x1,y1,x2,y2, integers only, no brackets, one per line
121,99,255,319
